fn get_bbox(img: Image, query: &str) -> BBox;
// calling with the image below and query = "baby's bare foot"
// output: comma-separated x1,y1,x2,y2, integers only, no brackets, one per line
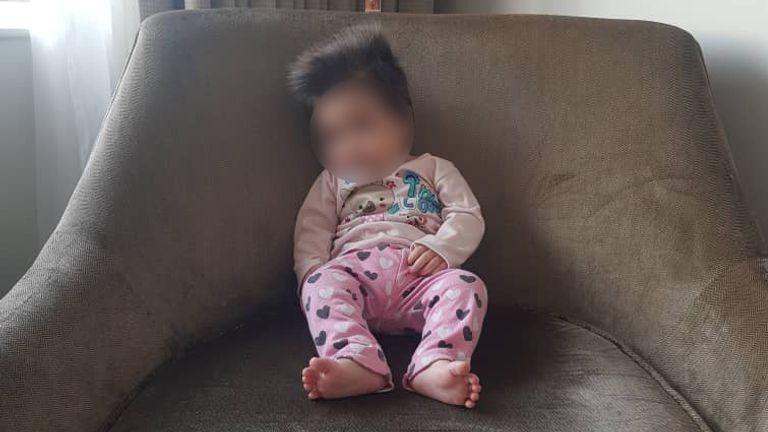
408,360,482,408
301,357,388,400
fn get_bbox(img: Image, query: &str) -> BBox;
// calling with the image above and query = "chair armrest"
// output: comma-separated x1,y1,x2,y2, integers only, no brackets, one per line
650,258,768,431
0,223,295,431
467,20,768,431
0,10,315,431
0,229,170,431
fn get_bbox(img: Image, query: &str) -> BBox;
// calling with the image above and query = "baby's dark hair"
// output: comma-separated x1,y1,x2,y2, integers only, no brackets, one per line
286,22,413,119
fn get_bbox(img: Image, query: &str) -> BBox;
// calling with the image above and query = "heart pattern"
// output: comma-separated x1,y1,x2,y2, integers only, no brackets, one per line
430,309,443,322
302,250,486,375
331,272,348,282
350,335,372,345
429,280,445,292
314,331,327,346
334,321,352,332
316,305,330,319
336,303,354,316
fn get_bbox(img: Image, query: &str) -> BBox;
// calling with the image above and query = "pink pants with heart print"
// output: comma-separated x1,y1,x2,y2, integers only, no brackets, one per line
300,243,488,391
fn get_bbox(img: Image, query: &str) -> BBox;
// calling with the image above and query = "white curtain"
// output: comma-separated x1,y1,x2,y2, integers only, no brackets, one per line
29,0,139,244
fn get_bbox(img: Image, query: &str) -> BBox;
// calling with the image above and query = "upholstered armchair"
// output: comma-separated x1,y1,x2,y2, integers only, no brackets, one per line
2,9,766,432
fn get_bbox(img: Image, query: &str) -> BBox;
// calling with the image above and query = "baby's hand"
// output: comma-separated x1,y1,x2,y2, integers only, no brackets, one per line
407,244,448,276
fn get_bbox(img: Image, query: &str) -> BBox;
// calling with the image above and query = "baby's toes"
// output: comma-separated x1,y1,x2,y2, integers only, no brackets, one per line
466,374,481,408
464,389,480,408
302,367,317,381
302,377,315,391
469,389,480,401
302,367,319,391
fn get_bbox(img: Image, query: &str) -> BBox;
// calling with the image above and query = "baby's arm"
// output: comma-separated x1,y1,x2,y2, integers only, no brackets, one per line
294,170,338,286
409,160,485,272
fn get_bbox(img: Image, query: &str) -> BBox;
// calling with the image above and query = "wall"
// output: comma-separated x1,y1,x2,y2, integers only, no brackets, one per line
0,32,37,294
437,0,768,240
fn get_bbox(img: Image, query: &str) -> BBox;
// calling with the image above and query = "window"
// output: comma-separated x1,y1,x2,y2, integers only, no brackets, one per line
0,0,32,30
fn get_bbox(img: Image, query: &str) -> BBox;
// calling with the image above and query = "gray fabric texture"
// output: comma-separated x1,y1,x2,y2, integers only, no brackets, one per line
1,9,766,432
108,306,710,431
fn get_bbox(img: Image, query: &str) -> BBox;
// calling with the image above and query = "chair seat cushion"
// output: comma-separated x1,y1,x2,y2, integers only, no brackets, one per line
109,306,707,431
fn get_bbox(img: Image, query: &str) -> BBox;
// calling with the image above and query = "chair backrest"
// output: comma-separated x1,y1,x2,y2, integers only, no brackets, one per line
38,9,767,431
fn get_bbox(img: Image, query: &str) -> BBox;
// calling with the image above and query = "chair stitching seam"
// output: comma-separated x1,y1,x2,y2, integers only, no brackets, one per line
533,307,714,432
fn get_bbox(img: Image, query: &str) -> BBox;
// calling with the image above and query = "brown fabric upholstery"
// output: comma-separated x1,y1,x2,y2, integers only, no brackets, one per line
108,306,709,431
1,9,766,432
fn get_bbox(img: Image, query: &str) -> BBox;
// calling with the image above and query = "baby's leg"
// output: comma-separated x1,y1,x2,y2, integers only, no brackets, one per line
402,270,487,408
301,263,393,399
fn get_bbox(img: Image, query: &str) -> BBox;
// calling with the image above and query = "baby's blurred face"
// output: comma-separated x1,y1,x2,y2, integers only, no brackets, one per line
311,80,411,183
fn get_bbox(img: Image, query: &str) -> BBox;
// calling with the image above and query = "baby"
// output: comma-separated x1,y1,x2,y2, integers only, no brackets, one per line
288,23,487,408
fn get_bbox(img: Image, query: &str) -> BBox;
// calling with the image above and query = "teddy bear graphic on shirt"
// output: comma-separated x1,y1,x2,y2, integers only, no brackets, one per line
339,170,443,233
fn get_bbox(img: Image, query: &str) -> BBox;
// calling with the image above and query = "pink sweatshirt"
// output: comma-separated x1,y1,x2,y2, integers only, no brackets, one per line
293,153,485,288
